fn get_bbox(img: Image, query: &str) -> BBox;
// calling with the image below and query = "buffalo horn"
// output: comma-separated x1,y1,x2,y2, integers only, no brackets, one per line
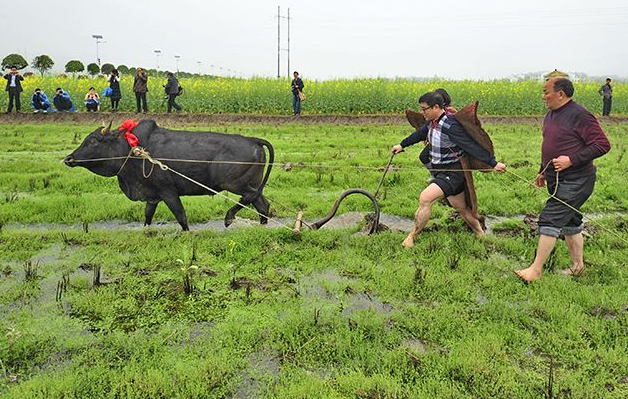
101,121,113,135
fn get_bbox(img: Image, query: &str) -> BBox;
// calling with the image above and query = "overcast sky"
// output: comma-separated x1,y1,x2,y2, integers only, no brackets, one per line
3,0,627,80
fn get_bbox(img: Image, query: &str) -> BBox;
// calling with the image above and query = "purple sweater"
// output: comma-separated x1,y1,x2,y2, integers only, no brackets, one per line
541,100,610,180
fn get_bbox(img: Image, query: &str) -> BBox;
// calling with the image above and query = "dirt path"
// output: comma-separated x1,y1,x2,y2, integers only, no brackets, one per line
1,112,626,126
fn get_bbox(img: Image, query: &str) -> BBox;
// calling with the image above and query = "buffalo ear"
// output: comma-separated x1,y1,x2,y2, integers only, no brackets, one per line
101,121,113,135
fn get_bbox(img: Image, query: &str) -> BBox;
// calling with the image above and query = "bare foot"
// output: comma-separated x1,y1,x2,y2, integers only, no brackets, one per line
514,266,542,282
559,267,586,277
473,229,486,238
402,235,415,249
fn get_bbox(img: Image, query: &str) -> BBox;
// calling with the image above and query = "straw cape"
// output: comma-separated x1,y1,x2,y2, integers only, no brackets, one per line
405,101,495,227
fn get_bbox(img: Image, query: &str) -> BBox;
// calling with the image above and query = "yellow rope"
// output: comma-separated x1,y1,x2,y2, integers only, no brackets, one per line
66,153,628,243
68,155,496,172
505,168,628,246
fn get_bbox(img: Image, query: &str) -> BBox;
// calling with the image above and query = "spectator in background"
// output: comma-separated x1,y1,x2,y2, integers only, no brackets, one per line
133,67,149,113
4,66,24,113
598,78,613,116
84,87,101,112
107,69,122,112
291,71,304,116
164,72,182,113
53,88,77,112
32,88,52,113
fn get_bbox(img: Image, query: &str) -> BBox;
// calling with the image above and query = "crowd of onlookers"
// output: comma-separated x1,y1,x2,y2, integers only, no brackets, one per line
5,65,613,117
4,65,183,114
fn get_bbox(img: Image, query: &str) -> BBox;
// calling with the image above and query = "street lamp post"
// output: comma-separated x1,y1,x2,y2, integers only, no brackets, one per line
196,61,202,74
174,55,181,73
154,50,162,70
92,34,104,66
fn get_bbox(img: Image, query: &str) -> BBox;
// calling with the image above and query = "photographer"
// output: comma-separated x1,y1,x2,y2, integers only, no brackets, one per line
32,88,51,113
133,67,149,113
84,87,101,112
290,71,304,116
163,71,182,113
107,69,122,112
4,66,24,113
53,88,77,112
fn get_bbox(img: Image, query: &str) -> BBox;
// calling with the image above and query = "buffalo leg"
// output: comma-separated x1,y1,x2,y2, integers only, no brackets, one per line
144,201,159,226
224,186,264,227
162,195,189,231
252,194,271,225
224,202,243,227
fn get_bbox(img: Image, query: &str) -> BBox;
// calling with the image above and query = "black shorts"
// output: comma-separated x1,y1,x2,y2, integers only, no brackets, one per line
538,173,596,237
431,162,465,197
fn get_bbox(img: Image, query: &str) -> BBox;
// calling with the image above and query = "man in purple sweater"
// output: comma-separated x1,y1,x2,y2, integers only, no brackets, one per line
515,77,611,282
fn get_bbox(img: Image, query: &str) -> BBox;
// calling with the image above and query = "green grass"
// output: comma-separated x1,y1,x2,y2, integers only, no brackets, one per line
0,223,627,397
0,122,627,226
0,122,627,397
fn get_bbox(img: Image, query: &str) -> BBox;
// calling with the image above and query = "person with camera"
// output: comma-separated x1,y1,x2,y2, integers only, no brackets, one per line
84,87,101,112
53,88,77,112
598,78,613,116
107,69,122,112
4,66,24,113
32,88,51,113
133,67,149,113
164,71,182,113
290,71,304,117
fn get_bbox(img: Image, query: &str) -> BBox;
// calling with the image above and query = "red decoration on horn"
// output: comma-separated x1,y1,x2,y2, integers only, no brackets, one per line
119,119,140,148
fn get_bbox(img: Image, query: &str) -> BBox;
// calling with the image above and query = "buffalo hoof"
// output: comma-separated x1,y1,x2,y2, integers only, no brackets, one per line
260,215,268,225
224,217,234,228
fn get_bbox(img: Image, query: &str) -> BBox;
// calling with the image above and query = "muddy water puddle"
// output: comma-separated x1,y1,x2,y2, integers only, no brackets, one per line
4,211,626,235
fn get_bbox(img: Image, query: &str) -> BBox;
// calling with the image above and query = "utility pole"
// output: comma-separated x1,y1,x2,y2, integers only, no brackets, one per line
91,35,104,66
174,55,181,73
154,50,162,70
287,7,291,78
277,6,281,78
277,7,293,78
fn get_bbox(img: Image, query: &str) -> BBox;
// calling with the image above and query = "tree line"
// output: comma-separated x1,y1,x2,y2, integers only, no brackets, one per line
1,53,205,78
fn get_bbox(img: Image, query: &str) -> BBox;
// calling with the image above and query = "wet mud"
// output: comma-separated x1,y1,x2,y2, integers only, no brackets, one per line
3,112,625,126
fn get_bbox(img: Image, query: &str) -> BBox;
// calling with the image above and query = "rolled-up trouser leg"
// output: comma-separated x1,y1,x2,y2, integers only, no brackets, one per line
538,174,596,237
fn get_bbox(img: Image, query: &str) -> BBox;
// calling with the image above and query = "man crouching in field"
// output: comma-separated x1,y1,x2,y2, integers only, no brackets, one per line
391,91,507,248
515,77,610,282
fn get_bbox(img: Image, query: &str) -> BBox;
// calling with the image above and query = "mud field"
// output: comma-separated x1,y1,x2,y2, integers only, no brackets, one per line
3,112,626,126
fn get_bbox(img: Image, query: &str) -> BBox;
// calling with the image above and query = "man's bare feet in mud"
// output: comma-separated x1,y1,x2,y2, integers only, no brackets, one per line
514,266,542,282
402,235,415,249
473,229,486,238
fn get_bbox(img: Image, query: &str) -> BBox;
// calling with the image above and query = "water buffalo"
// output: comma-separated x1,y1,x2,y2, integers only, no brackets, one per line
64,120,273,230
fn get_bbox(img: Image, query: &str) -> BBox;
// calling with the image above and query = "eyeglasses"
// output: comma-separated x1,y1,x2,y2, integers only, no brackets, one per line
420,105,433,112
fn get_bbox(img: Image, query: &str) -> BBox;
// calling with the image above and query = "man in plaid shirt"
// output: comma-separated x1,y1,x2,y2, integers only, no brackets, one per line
391,91,506,248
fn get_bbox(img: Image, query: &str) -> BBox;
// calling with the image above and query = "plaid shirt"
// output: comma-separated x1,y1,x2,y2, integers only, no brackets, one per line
399,112,497,167
428,114,463,165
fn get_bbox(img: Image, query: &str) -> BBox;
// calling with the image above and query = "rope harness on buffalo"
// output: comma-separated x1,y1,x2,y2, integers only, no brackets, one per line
127,146,294,233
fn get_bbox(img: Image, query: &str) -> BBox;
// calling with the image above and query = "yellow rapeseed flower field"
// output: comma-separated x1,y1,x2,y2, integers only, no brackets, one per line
3,75,623,115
